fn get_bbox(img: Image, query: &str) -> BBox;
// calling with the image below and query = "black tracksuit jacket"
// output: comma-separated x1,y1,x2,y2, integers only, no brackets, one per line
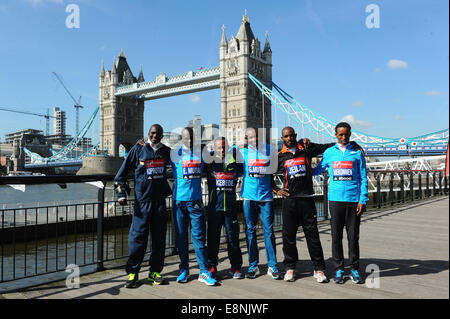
272,142,334,197
206,150,242,212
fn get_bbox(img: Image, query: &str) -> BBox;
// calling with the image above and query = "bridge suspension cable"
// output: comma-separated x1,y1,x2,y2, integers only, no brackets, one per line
23,106,99,162
248,73,449,147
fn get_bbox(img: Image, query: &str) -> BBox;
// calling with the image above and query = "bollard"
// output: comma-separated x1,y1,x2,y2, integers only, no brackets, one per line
445,175,448,195
376,174,381,209
433,172,436,196
418,173,422,199
389,173,394,206
425,172,430,198
96,182,106,272
323,173,329,220
410,172,414,202
400,172,405,203
439,171,442,195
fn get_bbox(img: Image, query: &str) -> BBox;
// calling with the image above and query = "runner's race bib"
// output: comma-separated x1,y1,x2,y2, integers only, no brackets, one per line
182,160,201,179
215,172,235,191
144,159,165,179
332,161,353,181
284,157,306,178
248,159,268,178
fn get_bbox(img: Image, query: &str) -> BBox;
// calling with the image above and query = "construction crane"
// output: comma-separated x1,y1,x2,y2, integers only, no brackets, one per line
52,72,83,135
0,106,55,136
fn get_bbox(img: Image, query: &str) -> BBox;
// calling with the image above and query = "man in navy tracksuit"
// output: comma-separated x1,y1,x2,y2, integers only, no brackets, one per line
313,122,369,284
205,137,244,279
114,124,172,288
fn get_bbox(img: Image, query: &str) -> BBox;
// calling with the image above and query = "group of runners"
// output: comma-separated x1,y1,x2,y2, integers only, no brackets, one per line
113,122,368,288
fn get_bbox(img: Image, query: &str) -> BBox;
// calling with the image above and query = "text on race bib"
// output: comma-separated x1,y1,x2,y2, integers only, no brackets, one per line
332,161,353,181
248,159,268,178
215,172,235,191
284,157,306,177
145,159,165,179
182,160,201,179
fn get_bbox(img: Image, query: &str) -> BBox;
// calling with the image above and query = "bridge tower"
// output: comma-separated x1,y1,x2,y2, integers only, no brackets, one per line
99,50,145,157
220,11,272,145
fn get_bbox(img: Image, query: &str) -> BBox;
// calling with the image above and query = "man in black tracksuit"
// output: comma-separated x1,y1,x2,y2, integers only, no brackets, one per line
205,137,244,279
114,124,172,288
272,126,335,283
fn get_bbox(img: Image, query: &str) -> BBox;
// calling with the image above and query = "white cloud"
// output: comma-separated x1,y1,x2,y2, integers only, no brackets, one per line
351,100,364,107
340,114,372,130
190,94,200,103
424,91,441,96
394,115,403,121
27,0,63,6
386,59,408,69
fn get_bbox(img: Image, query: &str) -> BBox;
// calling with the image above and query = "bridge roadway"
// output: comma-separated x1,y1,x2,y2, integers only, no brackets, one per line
1,197,448,300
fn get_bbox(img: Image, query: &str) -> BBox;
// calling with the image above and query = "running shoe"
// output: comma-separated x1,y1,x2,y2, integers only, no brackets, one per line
313,270,328,283
177,269,189,283
333,269,345,284
267,266,280,280
349,269,363,284
198,271,217,286
229,269,245,279
246,266,260,279
125,273,139,289
148,272,164,285
284,269,295,282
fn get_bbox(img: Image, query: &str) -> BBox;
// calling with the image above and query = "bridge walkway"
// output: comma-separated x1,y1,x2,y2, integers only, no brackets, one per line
1,197,448,299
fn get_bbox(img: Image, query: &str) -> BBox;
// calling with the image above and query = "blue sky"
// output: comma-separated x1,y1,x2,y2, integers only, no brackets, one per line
0,0,448,144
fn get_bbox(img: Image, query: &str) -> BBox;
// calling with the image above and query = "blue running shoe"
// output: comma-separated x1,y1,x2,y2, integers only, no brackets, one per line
334,269,345,284
177,269,189,283
198,271,217,286
229,269,245,279
349,269,363,284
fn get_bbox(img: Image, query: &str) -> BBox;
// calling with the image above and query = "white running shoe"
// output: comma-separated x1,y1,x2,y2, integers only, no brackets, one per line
284,269,295,282
313,270,328,283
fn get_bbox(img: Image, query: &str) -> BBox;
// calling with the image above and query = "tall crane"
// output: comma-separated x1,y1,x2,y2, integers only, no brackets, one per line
52,72,83,135
0,106,55,136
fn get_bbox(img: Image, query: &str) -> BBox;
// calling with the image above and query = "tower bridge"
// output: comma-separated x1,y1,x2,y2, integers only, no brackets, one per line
99,11,272,158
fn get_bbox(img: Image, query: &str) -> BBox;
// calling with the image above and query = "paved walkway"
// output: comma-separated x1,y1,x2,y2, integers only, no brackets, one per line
1,197,448,299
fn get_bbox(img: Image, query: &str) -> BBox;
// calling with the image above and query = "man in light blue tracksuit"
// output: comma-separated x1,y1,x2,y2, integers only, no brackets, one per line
170,127,217,286
313,122,368,284
235,127,280,280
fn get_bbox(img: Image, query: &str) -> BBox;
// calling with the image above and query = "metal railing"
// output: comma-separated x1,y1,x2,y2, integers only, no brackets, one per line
0,171,448,289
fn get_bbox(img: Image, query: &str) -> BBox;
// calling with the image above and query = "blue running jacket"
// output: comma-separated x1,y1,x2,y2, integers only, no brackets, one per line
313,143,369,204
170,146,203,201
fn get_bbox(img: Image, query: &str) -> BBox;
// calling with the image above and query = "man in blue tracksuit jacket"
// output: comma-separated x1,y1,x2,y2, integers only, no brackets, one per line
170,127,217,286
313,122,369,284
114,124,172,288
235,127,280,280
205,137,243,279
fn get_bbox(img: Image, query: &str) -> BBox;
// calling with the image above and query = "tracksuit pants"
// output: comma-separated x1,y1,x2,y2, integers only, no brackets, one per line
206,205,243,272
243,200,278,270
173,199,209,273
126,198,167,274
329,201,361,271
282,197,326,271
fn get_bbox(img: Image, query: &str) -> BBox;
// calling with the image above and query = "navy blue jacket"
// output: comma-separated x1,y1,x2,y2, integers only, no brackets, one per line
114,143,172,201
206,150,242,212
